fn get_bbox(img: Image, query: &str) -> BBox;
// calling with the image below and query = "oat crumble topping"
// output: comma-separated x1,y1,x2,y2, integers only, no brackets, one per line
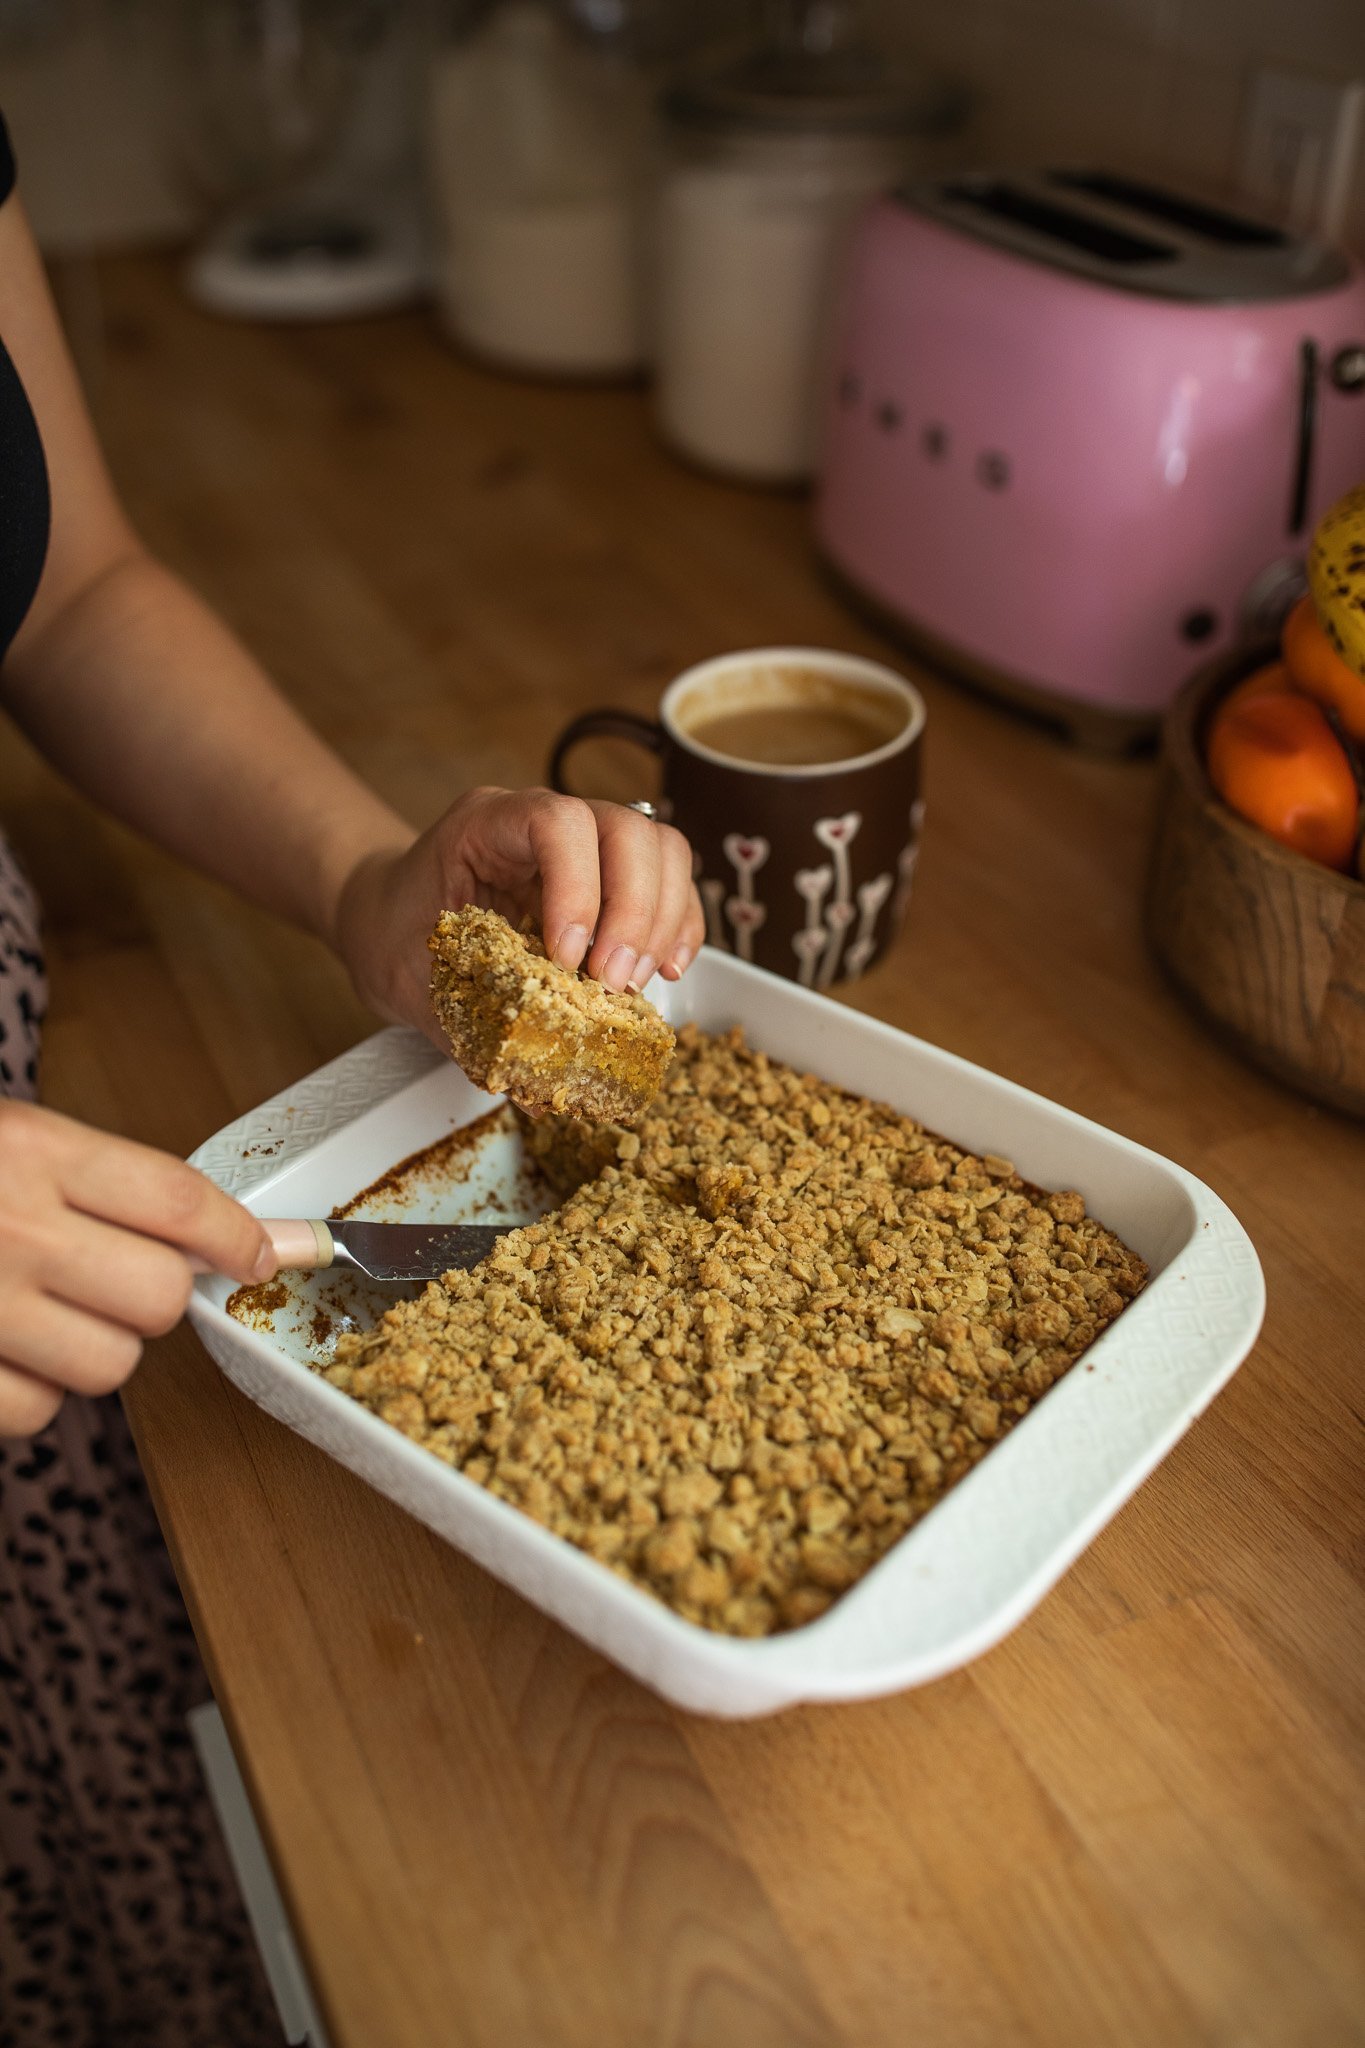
324,1025,1147,1637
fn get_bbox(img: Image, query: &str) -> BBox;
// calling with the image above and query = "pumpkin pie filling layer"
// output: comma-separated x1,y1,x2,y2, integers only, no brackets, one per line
428,905,675,1125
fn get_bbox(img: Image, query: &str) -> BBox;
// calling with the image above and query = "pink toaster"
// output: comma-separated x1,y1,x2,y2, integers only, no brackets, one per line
814,170,1365,746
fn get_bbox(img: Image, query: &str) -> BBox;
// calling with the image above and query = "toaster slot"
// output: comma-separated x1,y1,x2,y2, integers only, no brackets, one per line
942,181,1176,265
1050,171,1286,247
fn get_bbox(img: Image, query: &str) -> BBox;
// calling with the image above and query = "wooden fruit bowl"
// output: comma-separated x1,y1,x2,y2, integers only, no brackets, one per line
1146,643,1365,1119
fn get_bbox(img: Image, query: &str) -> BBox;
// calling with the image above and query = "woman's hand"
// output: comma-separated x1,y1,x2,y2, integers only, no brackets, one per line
0,1101,273,1438
334,786,705,1048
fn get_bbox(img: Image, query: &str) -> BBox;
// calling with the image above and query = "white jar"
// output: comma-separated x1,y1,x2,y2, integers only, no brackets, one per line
427,2,651,378
651,19,963,483
655,127,910,483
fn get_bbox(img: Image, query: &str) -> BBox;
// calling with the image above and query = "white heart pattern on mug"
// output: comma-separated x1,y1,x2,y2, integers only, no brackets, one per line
699,876,729,951
857,872,894,918
843,935,877,980
723,833,770,874
725,896,767,931
813,812,861,851
794,865,833,903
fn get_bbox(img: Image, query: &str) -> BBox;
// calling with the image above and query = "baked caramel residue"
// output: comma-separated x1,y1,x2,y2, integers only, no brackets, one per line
226,1279,289,1325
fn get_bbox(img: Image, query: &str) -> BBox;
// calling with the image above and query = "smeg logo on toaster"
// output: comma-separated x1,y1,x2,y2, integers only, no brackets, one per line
841,374,1011,489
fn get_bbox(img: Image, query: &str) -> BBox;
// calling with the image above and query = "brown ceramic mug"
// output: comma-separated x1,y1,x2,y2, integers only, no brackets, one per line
549,647,926,988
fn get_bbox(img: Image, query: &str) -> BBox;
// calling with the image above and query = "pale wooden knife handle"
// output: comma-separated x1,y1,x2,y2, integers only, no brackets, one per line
192,1218,334,1277
262,1218,335,1270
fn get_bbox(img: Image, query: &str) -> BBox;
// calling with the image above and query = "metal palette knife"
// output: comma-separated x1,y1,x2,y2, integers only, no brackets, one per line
255,1217,527,1281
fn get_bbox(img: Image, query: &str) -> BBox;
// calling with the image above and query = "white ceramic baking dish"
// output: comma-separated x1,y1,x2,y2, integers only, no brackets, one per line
188,951,1264,1718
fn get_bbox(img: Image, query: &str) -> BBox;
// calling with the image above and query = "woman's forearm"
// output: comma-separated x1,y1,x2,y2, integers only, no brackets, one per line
3,547,416,947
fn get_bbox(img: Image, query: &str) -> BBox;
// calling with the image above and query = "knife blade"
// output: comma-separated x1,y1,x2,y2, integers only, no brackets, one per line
258,1217,530,1281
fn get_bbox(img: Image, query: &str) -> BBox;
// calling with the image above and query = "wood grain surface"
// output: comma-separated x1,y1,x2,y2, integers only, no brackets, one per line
6,255,1364,2048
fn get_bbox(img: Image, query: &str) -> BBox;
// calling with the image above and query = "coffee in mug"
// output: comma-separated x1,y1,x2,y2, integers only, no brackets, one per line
549,648,925,988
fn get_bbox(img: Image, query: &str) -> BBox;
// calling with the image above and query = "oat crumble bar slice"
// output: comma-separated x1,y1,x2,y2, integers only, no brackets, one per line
428,905,675,1125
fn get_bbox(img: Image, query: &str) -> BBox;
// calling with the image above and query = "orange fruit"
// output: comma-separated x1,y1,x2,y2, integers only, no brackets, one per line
1281,594,1365,743
1206,679,1360,872
1218,658,1294,714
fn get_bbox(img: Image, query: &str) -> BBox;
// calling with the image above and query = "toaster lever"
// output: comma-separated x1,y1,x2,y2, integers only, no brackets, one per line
1289,337,1318,537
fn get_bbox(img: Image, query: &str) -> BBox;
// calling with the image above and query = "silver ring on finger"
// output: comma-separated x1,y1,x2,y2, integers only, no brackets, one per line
627,800,659,821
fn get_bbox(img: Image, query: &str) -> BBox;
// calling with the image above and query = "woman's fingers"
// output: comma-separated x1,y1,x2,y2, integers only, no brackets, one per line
0,1101,263,1439
44,1115,270,1281
525,792,603,974
657,896,705,981
585,802,663,991
40,1211,196,1337
0,1361,64,1439
1,1294,142,1400
369,785,705,1024
646,826,705,982
529,796,701,990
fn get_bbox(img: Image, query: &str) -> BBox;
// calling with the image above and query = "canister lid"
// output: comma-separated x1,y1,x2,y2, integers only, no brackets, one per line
662,37,965,139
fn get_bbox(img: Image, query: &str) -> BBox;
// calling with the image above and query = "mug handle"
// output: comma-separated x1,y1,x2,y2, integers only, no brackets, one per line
548,709,666,796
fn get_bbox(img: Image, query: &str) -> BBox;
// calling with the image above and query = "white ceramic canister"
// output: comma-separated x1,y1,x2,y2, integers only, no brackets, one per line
652,13,964,483
654,127,910,483
427,1,651,378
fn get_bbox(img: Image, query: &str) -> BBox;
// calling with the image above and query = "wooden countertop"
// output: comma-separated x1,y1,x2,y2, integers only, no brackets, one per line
10,254,1365,2048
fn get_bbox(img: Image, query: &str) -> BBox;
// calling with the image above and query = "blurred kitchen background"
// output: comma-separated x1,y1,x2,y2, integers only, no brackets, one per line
3,1,1359,270
2,0,1362,747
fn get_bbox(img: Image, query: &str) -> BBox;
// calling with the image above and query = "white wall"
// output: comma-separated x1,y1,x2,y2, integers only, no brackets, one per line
0,0,427,253
871,0,1365,251
3,0,1362,255
0,0,194,250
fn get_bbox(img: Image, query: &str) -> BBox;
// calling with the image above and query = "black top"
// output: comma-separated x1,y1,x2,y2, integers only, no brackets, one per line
0,115,52,661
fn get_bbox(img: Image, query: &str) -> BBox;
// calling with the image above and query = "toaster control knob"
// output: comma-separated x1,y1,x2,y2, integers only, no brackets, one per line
1330,344,1365,392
